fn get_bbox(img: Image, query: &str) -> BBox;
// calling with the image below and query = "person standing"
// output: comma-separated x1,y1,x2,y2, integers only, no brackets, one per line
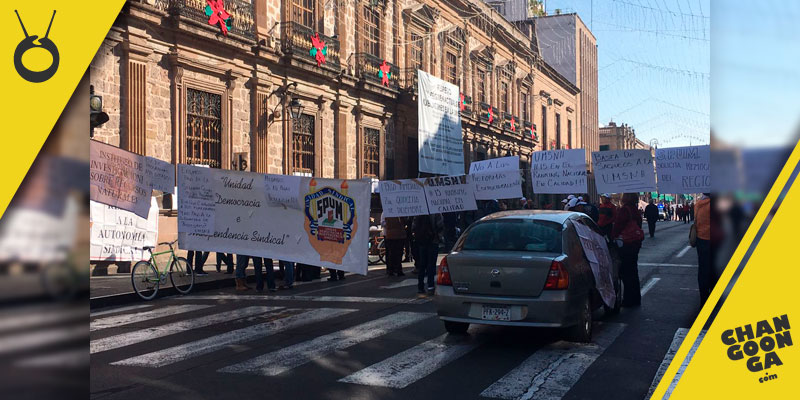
383,215,407,276
695,194,714,305
582,194,600,222
644,200,659,238
278,260,294,290
187,250,210,276
233,254,250,291
327,268,346,281
412,213,444,295
597,194,617,239
612,193,645,307
216,252,234,274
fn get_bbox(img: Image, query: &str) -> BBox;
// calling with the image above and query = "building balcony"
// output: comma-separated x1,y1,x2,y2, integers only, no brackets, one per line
398,68,418,91
478,102,499,126
502,113,519,133
354,53,398,89
281,22,341,70
460,94,473,117
160,0,256,40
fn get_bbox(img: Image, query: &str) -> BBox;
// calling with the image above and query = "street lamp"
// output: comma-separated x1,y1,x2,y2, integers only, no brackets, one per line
265,82,302,130
288,97,304,120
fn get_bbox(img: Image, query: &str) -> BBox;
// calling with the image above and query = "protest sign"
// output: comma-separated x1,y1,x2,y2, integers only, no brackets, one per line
90,140,151,218
711,148,741,193
468,156,519,174
472,170,523,200
264,174,302,210
0,196,79,264
592,149,657,194
178,167,370,275
379,179,429,217
655,145,710,194
530,149,588,194
177,164,215,236
573,222,615,308
90,198,158,262
424,175,477,213
418,70,464,176
145,156,175,193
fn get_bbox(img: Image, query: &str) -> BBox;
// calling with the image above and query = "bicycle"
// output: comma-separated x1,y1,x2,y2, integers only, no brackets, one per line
368,234,386,265
131,239,194,300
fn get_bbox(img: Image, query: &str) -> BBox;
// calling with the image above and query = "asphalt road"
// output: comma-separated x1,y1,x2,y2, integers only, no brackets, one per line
83,220,700,400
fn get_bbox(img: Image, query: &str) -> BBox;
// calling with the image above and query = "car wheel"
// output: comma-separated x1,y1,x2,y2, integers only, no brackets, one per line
604,277,623,315
443,320,469,335
566,296,593,343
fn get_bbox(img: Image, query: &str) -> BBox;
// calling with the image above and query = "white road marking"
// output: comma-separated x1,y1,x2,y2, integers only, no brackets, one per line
112,308,355,368
645,328,688,400
0,325,88,355
380,279,418,289
90,304,152,318
91,304,211,332
480,323,626,400
302,275,388,294
90,306,282,354
640,278,661,296
676,245,692,258
16,348,89,368
176,294,429,304
638,263,697,268
0,307,86,333
339,332,480,388
218,311,432,376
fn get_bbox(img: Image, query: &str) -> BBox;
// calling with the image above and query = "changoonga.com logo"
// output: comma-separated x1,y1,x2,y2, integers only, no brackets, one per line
721,314,793,383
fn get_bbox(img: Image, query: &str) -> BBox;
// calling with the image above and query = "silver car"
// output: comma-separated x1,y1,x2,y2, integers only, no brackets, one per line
435,210,622,342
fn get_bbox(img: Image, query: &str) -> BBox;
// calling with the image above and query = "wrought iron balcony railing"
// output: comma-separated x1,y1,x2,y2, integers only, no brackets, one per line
146,0,256,40
460,94,472,116
398,68,418,91
502,113,519,132
354,53,398,89
478,102,498,125
281,22,341,70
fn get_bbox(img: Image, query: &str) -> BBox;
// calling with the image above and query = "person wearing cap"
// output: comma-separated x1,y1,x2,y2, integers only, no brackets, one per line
519,197,527,210
597,194,616,239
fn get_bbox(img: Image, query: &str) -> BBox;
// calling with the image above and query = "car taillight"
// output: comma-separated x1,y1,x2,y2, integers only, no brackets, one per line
437,256,452,286
544,260,569,290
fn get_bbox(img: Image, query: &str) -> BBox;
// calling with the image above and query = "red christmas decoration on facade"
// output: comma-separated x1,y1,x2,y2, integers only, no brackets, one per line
488,106,494,123
510,116,516,132
309,33,327,66
379,60,391,86
459,92,465,111
205,0,231,36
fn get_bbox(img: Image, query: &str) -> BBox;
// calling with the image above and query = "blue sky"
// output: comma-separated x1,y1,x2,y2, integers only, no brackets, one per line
540,0,710,148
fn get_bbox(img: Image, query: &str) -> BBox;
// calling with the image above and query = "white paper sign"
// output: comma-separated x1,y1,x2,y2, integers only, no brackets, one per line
177,164,215,236
472,170,523,200
90,140,151,218
573,222,615,308
264,174,302,210
424,175,478,213
379,179,429,217
592,149,657,194
468,156,519,174
178,169,371,275
145,156,175,193
655,145,711,194
90,198,159,261
418,70,464,175
530,149,588,194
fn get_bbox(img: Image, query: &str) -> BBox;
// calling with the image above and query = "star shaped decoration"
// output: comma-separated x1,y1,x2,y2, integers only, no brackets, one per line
510,116,516,132
204,0,231,36
459,93,466,111
309,32,327,66
378,60,391,86
487,106,494,124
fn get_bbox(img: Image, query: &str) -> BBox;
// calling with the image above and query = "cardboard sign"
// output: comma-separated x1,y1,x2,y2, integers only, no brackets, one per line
530,149,588,194
573,222,615,308
472,170,523,200
177,164,215,236
89,140,151,218
145,156,175,194
418,70,464,175
90,198,158,262
424,175,477,213
379,179,429,217
264,174,302,210
655,145,711,194
592,149,657,194
468,156,519,174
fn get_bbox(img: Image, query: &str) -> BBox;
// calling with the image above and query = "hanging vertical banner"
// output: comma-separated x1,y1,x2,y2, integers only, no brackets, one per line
417,70,464,176
592,149,657,194
89,140,152,218
90,198,159,262
379,179,429,217
178,166,370,275
424,175,477,213
655,145,711,194
530,149,588,194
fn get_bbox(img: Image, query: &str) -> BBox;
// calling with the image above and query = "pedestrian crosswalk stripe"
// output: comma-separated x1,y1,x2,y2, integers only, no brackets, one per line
676,245,692,258
90,304,152,318
91,304,212,332
218,311,432,376
16,348,88,368
91,306,282,354
480,323,626,400
339,332,480,388
178,294,428,304
111,308,356,368
0,324,87,355
0,307,85,333
380,279,418,289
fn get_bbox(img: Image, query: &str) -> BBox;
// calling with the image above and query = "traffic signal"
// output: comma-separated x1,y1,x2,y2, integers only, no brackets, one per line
90,85,109,137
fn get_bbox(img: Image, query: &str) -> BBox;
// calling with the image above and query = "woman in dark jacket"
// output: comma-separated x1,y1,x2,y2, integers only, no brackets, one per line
611,193,644,307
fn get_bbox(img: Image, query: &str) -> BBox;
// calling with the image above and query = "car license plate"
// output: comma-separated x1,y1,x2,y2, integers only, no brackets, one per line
481,305,511,321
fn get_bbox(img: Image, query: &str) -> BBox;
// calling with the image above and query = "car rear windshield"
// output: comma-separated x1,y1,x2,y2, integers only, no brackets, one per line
459,219,562,253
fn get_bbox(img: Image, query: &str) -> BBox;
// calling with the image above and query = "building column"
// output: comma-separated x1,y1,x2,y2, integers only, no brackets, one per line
122,31,151,155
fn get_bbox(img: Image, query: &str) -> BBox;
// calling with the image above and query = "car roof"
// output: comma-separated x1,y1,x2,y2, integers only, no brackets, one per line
478,210,584,224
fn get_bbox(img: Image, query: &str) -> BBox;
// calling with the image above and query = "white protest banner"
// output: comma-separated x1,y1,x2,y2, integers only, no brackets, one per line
424,175,477,213
573,222,615,308
145,156,175,193
178,169,370,275
592,149,657,194
177,164,215,236
468,156,519,174
379,179,429,217
418,70,464,176
90,140,151,218
655,145,711,194
90,198,158,262
472,170,523,200
0,197,79,264
264,174,302,210
530,149,588,194
710,148,741,193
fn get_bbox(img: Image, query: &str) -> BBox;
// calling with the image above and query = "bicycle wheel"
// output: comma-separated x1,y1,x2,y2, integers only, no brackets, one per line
40,262,76,301
169,257,194,295
132,261,159,300
368,241,381,265
377,239,386,264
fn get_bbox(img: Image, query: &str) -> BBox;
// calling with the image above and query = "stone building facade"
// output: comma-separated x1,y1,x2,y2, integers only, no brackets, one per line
599,120,645,151
91,0,580,203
